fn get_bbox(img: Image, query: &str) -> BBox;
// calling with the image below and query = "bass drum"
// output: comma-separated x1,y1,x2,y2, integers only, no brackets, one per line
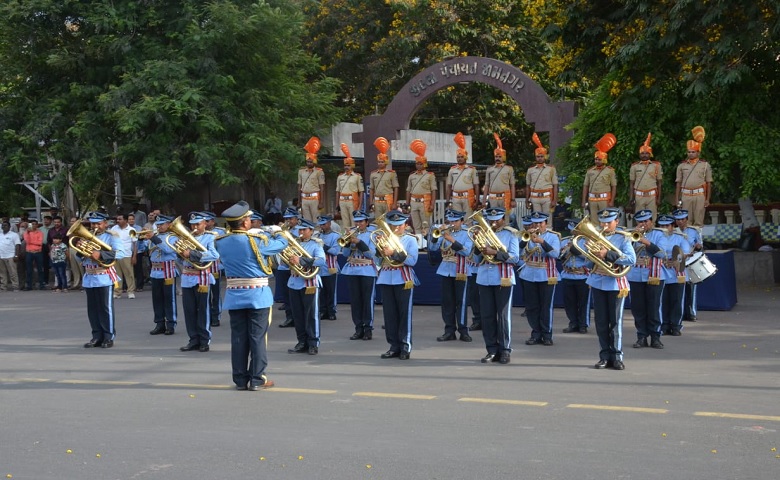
685,252,717,284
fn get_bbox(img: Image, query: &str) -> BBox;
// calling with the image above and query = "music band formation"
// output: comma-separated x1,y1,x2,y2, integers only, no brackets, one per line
68,128,715,389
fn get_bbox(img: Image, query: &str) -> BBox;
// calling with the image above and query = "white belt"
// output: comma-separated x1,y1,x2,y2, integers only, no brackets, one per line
225,277,269,289
488,193,505,198
339,194,354,201
411,197,426,203
589,192,610,199
634,189,657,197
452,191,471,197
302,192,319,198
530,191,551,198
682,187,705,195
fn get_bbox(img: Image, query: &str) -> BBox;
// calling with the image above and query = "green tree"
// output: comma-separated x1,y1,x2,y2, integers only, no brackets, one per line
0,0,342,210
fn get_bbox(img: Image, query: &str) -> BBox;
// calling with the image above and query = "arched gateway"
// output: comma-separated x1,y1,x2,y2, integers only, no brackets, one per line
354,56,577,174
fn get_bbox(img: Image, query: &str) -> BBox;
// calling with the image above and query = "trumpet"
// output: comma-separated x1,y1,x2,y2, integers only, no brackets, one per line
431,225,453,239
337,227,359,247
371,213,406,268
466,210,507,265
627,226,646,242
521,227,540,242
165,216,214,271
67,220,115,268
570,217,630,277
277,230,319,279
129,229,153,240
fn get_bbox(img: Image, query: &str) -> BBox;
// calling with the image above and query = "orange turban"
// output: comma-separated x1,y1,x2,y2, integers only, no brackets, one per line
374,137,390,163
410,139,427,167
594,133,617,163
304,137,321,164
454,132,468,157
687,126,705,152
493,133,507,160
341,143,355,166
639,132,653,156
532,132,547,155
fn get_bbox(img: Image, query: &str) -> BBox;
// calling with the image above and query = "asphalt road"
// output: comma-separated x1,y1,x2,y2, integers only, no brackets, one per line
1,283,778,479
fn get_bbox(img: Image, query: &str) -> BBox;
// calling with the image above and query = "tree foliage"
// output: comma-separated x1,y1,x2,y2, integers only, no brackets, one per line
546,0,780,204
0,0,342,210
304,0,567,169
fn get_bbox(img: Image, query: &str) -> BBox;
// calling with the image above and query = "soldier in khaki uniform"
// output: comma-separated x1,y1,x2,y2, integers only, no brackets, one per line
335,143,364,229
483,133,515,213
406,139,437,233
629,133,663,221
368,137,399,218
582,133,617,223
525,133,558,215
675,126,712,226
446,132,479,217
297,137,325,223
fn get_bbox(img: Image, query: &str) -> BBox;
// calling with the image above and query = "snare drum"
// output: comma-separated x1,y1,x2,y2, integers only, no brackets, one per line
685,252,717,283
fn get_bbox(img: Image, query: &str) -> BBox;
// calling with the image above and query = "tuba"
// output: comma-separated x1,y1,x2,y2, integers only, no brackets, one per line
277,229,319,279
466,210,507,265
570,217,630,277
67,220,115,268
370,213,406,268
165,216,214,271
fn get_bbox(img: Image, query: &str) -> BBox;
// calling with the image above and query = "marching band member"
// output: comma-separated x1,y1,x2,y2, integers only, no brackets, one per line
626,210,666,349
368,137,399,218
178,212,219,353
336,144,364,229
249,210,264,231
428,209,474,343
276,208,300,328
216,201,287,391
286,219,327,355
341,210,377,340
674,209,703,322
584,208,636,370
298,137,325,223
78,211,122,349
204,211,225,327
148,215,179,336
656,214,691,336
484,134,515,213
559,218,593,334
375,210,419,360
317,215,341,321
473,207,520,365
582,134,618,224
519,212,560,346
446,133,480,218
406,139,437,234
525,133,558,215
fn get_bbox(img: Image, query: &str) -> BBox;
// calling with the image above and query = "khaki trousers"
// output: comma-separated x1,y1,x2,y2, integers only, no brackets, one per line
681,195,706,226
410,202,430,233
114,257,136,294
588,200,609,224
339,201,355,229
529,197,552,215
634,195,658,221
373,201,390,218
300,198,319,223
450,197,472,218
0,258,19,290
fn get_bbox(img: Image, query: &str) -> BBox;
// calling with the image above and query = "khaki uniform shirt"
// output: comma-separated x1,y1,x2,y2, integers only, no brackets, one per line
369,169,399,196
298,167,325,193
407,170,437,195
336,172,364,194
584,166,616,194
675,160,712,189
525,164,558,192
630,161,662,191
447,165,479,191
485,164,514,193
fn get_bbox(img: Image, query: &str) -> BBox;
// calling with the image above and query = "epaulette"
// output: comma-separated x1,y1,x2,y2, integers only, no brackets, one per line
304,237,324,245
204,230,218,235
501,226,519,235
545,230,562,239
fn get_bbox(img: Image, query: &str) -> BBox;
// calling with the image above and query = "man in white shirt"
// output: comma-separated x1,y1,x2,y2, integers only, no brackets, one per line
0,221,22,291
110,213,137,299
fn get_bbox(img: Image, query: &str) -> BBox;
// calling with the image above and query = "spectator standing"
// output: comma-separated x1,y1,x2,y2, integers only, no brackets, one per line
67,216,83,290
0,221,21,291
23,220,45,290
16,221,28,286
110,214,137,299
49,234,69,292
46,216,68,289
132,203,148,230
39,215,53,287
264,193,282,226
129,214,147,291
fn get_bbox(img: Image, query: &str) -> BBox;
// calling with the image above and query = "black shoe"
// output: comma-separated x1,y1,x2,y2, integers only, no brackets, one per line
101,340,114,349
350,331,364,340
399,351,410,360
164,326,175,335
670,329,682,336
480,353,497,363
363,330,373,341
380,350,400,359
498,353,510,364
180,343,199,352
525,337,542,346
594,360,612,369
633,338,648,349
211,320,220,327
562,327,580,333
199,344,209,352
469,323,482,331
236,384,248,391
542,338,553,346
84,339,103,348
288,343,307,354
277,304,287,310
150,324,166,335
323,315,337,321
437,332,457,342
651,338,664,349
459,334,473,342
308,346,318,355
578,327,588,334
278,317,294,328
612,360,625,370
249,380,274,391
